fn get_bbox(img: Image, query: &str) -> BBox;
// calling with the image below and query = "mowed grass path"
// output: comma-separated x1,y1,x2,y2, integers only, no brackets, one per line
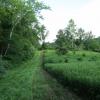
33,51,81,100
0,51,81,100
33,66,81,100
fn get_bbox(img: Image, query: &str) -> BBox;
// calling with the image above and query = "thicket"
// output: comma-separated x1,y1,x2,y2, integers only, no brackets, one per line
0,0,49,77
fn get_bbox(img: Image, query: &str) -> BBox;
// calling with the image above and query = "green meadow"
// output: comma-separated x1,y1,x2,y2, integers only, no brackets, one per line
0,0,100,100
44,50,100,100
0,52,81,100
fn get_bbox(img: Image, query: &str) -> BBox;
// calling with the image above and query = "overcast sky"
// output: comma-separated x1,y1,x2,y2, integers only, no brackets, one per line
40,0,100,42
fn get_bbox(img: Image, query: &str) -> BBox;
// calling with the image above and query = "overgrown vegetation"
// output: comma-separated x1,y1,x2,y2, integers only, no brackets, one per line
0,0,100,100
0,53,40,100
0,0,49,76
44,50,100,100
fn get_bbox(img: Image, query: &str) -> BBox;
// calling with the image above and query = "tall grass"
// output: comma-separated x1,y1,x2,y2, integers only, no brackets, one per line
44,50,100,100
0,52,40,100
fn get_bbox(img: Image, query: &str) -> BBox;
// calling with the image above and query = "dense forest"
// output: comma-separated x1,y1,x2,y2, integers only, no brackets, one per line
0,0,100,100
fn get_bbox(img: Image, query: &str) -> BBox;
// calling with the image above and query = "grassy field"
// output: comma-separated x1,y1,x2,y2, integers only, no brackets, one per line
0,50,99,100
44,50,100,100
0,51,81,100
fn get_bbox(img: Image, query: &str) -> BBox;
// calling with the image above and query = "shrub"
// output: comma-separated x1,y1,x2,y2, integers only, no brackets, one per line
59,59,63,63
77,57,83,61
82,53,86,57
45,59,54,63
64,58,68,63
56,47,68,55
89,56,97,61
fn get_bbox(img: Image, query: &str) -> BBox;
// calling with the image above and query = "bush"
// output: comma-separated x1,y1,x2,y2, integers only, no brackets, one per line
56,47,68,55
45,59,55,63
88,56,97,61
5,39,35,63
82,53,86,57
93,49,100,53
77,57,83,61
45,57,61,63
64,58,68,63
59,59,63,63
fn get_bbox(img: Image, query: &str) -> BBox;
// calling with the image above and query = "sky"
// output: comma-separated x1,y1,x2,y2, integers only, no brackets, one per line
40,0,100,42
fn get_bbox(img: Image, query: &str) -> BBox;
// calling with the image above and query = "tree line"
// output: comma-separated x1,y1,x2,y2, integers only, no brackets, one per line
0,0,49,77
51,19,100,55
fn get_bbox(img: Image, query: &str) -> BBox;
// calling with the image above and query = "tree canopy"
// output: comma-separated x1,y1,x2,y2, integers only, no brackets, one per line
55,19,99,55
0,0,49,62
